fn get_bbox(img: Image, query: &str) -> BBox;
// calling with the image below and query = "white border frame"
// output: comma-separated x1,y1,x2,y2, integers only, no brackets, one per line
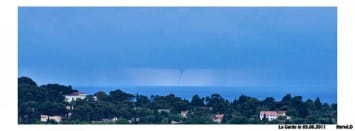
1,0,355,131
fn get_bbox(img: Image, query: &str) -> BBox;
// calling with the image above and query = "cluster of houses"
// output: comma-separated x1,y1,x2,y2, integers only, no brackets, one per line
156,109,291,123
39,91,291,124
259,111,291,121
40,92,91,123
157,108,224,124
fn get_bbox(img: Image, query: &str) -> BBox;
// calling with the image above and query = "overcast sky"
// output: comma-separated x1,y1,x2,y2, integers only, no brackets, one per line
19,7,336,93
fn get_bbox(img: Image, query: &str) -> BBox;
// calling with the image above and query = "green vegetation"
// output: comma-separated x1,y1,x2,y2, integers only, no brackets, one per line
18,76,337,124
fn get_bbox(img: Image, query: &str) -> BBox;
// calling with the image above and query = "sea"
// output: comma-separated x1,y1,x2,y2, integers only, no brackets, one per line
75,86,337,104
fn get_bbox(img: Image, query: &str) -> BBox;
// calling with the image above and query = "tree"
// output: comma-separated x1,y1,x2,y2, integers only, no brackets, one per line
191,94,205,107
238,95,248,103
172,100,189,112
278,116,287,121
286,108,298,117
18,76,337,124
331,103,337,110
228,115,249,124
38,102,66,116
262,97,276,110
304,99,315,110
206,94,226,113
161,118,169,124
18,101,40,123
109,89,134,102
18,77,45,104
291,96,303,107
135,94,150,107
18,77,45,124
94,91,108,101
183,115,215,124
298,106,310,118
280,94,292,106
116,117,129,124
18,76,38,86
314,97,322,110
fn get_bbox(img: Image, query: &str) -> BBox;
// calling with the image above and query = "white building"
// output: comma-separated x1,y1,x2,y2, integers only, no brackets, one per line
64,92,87,103
40,115,48,122
260,111,287,121
101,117,118,123
171,120,182,124
212,114,224,123
158,109,171,113
180,110,189,118
40,115,62,123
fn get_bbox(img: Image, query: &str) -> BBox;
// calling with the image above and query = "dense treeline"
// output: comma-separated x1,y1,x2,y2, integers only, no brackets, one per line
18,76,337,124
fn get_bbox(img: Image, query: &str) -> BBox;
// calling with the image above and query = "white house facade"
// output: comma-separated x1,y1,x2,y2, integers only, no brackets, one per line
260,111,287,121
40,115,62,123
64,92,87,103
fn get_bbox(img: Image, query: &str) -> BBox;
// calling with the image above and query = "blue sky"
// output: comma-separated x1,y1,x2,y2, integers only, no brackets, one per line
19,7,336,93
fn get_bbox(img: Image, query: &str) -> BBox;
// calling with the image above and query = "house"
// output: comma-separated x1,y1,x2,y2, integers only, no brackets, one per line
64,92,97,103
64,92,87,103
40,115,62,123
40,115,48,122
158,109,171,113
128,117,140,124
259,111,287,121
171,120,182,124
287,116,292,120
180,110,189,118
65,105,74,110
212,114,224,123
102,117,118,123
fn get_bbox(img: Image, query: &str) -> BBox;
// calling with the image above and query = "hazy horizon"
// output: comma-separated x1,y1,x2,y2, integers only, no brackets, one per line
19,7,337,103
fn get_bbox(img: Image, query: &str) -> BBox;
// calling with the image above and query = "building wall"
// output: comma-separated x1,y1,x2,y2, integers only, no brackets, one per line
40,115,62,123
49,116,62,123
64,95,87,103
260,112,287,121
40,115,48,122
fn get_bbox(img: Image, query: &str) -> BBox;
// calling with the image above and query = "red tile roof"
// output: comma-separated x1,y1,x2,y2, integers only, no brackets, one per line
214,114,224,119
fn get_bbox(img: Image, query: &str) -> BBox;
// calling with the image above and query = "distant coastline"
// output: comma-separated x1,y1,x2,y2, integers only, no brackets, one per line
74,86,337,104
19,76,337,124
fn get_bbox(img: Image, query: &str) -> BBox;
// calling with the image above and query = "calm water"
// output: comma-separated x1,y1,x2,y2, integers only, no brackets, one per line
75,86,337,104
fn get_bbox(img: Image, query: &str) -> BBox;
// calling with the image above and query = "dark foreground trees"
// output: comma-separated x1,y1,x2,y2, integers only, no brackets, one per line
18,77,337,124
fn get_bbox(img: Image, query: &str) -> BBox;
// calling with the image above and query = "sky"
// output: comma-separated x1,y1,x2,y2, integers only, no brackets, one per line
18,7,337,94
